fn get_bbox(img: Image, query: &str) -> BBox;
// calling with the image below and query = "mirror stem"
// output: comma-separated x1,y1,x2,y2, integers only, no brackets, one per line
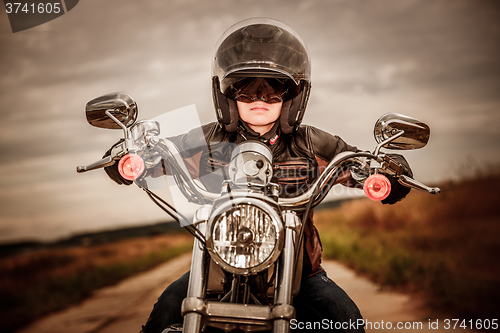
105,109,134,150
373,130,405,155
105,109,129,138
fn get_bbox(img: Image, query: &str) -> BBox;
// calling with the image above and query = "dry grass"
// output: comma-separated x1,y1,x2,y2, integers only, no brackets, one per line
0,233,193,333
315,174,500,320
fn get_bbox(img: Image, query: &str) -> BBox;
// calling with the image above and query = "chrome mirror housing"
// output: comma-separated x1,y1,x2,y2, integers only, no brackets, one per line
85,92,138,129
374,113,430,150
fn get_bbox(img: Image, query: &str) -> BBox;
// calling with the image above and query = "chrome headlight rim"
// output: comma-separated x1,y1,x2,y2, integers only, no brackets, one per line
206,197,284,275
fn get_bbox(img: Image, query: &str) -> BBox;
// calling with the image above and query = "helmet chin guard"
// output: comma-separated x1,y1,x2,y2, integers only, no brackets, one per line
212,18,312,134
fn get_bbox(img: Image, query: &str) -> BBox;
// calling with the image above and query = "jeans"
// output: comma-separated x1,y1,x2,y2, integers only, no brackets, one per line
142,269,364,333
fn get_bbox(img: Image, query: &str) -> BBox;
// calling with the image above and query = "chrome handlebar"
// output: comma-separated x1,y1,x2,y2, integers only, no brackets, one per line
77,132,440,208
152,138,219,203
157,144,440,210
278,151,376,210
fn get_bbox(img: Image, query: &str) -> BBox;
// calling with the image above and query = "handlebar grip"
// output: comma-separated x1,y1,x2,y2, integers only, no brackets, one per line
398,175,441,194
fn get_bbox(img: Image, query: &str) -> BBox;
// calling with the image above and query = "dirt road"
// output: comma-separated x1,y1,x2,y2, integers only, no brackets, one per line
17,253,476,333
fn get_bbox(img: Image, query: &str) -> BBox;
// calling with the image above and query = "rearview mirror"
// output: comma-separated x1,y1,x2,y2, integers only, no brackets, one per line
374,113,430,150
85,92,138,129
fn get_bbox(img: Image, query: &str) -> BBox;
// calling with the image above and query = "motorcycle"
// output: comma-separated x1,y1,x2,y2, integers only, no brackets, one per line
77,92,440,333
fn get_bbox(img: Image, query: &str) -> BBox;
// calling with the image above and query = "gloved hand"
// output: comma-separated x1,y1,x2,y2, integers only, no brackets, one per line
103,139,133,185
381,154,412,205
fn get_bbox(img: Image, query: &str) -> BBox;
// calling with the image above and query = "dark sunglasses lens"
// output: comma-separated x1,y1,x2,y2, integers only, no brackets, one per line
235,94,253,103
235,93,284,104
266,95,284,103
233,78,286,103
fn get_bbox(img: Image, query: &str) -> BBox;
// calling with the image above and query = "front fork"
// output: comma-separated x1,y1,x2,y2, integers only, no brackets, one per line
273,210,301,333
182,211,301,333
182,222,207,333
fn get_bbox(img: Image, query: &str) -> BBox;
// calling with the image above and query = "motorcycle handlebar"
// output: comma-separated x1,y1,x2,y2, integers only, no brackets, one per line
152,138,219,203
77,134,440,207
278,151,377,210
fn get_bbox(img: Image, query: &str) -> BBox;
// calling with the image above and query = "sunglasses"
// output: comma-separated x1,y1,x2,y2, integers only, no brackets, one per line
230,78,288,104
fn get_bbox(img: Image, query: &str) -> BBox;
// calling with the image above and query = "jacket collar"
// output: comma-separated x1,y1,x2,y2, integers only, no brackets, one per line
237,119,281,145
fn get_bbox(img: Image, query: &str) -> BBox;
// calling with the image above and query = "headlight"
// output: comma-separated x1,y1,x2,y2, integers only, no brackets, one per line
206,198,283,275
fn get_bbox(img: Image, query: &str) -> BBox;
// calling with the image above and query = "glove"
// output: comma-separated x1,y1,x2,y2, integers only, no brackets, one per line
382,175,411,204
103,139,133,186
381,154,412,205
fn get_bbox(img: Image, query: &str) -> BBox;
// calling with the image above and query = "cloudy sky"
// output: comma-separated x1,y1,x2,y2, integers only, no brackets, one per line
0,0,499,242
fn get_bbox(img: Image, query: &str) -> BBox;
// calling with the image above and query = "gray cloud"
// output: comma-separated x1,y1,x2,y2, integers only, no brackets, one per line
1,0,499,242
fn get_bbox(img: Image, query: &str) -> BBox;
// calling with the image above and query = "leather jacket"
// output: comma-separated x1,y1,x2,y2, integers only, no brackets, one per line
167,121,360,276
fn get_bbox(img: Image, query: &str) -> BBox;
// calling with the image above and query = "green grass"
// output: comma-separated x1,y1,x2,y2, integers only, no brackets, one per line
0,235,192,333
315,174,500,320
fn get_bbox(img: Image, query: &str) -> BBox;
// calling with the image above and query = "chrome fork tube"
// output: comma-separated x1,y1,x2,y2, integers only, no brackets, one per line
182,222,206,333
273,211,300,333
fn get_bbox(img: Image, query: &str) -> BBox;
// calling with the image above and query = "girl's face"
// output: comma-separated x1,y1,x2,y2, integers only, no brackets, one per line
237,100,282,135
